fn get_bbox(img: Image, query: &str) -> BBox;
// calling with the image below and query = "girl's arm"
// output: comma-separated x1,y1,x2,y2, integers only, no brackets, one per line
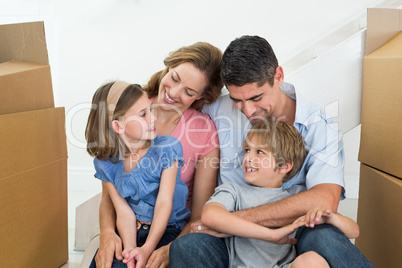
103,182,137,250
146,148,220,268
301,208,360,239
202,202,304,244
125,161,180,267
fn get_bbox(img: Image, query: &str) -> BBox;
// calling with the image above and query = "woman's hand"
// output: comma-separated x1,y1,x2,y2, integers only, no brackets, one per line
145,244,170,268
191,219,231,238
95,230,123,268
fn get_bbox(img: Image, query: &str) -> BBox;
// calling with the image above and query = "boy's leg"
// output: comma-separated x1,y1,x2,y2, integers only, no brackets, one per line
291,251,329,268
170,233,229,268
296,224,375,268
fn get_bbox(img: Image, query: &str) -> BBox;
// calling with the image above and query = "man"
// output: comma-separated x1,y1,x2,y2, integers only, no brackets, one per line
170,35,374,267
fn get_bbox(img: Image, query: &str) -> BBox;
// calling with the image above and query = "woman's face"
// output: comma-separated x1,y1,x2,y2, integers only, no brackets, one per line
157,62,207,113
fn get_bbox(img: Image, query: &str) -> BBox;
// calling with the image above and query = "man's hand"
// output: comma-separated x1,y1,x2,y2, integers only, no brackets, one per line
190,219,231,238
304,207,334,228
95,231,123,268
145,244,170,268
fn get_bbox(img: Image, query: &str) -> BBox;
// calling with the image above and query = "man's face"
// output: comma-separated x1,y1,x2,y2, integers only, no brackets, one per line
228,81,280,124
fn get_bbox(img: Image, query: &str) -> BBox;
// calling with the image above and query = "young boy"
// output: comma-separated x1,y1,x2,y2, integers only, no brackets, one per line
201,120,360,268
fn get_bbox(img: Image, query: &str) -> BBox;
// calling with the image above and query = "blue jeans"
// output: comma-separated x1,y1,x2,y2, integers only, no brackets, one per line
89,225,181,268
296,224,374,268
169,224,374,268
170,233,229,268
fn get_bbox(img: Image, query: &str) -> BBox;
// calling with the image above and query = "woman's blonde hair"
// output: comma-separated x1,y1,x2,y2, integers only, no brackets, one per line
85,82,145,162
243,120,307,183
144,42,223,111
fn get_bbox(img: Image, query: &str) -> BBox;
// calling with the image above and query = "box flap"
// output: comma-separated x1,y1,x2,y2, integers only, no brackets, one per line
366,31,402,58
366,8,402,55
0,21,49,65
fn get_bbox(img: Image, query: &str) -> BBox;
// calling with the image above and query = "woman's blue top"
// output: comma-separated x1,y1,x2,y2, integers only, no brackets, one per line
94,135,191,230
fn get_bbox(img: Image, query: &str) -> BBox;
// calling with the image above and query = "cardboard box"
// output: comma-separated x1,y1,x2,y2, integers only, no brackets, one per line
0,21,68,268
0,21,54,115
358,8,402,179
0,61,54,115
0,108,68,267
355,164,402,267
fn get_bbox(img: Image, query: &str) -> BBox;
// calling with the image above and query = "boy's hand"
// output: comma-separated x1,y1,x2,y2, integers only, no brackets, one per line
269,221,305,245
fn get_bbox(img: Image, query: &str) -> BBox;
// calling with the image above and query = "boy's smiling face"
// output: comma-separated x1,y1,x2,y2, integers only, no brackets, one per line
242,136,286,188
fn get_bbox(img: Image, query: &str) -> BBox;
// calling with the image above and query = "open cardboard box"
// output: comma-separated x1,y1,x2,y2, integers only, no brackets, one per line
0,21,68,267
358,8,402,179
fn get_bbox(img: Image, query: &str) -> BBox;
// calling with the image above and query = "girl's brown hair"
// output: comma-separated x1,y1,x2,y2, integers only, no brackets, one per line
144,42,223,111
243,120,307,182
85,82,145,162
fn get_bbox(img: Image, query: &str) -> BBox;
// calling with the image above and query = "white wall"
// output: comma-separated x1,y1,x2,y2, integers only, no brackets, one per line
2,0,401,229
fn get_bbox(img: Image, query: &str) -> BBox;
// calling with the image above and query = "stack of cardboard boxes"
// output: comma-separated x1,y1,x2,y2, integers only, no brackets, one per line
356,8,402,268
0,22,68,267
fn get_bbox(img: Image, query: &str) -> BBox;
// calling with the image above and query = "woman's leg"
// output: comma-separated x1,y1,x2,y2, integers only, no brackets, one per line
170,233,229,268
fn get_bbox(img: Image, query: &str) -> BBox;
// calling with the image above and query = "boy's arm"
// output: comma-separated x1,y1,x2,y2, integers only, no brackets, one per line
103,182,137,250
202,202,304,244
301,208,359,239
234,183,342,227
329,212,360,239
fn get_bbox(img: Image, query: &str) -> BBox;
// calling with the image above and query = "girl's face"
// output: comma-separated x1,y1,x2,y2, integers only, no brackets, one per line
242,136,283,188
157,62,207,113
119,93,157,145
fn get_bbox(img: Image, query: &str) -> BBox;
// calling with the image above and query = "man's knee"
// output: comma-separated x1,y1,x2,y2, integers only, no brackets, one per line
170,233,228,268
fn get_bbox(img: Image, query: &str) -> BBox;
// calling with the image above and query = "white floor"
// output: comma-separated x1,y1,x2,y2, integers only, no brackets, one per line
60,198,359,268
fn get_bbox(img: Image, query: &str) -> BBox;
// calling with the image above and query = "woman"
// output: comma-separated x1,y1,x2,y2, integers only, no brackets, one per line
90,42,223,268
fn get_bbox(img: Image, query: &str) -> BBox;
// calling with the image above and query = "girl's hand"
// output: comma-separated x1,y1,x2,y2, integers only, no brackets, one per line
122,248,136,268
304,207,334,228
123,245,153,268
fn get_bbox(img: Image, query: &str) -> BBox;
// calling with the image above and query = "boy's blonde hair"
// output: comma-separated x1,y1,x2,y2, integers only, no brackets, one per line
243,120,307,183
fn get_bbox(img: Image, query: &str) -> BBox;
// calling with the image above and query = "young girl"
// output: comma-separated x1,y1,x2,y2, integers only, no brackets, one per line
85,81,191,267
